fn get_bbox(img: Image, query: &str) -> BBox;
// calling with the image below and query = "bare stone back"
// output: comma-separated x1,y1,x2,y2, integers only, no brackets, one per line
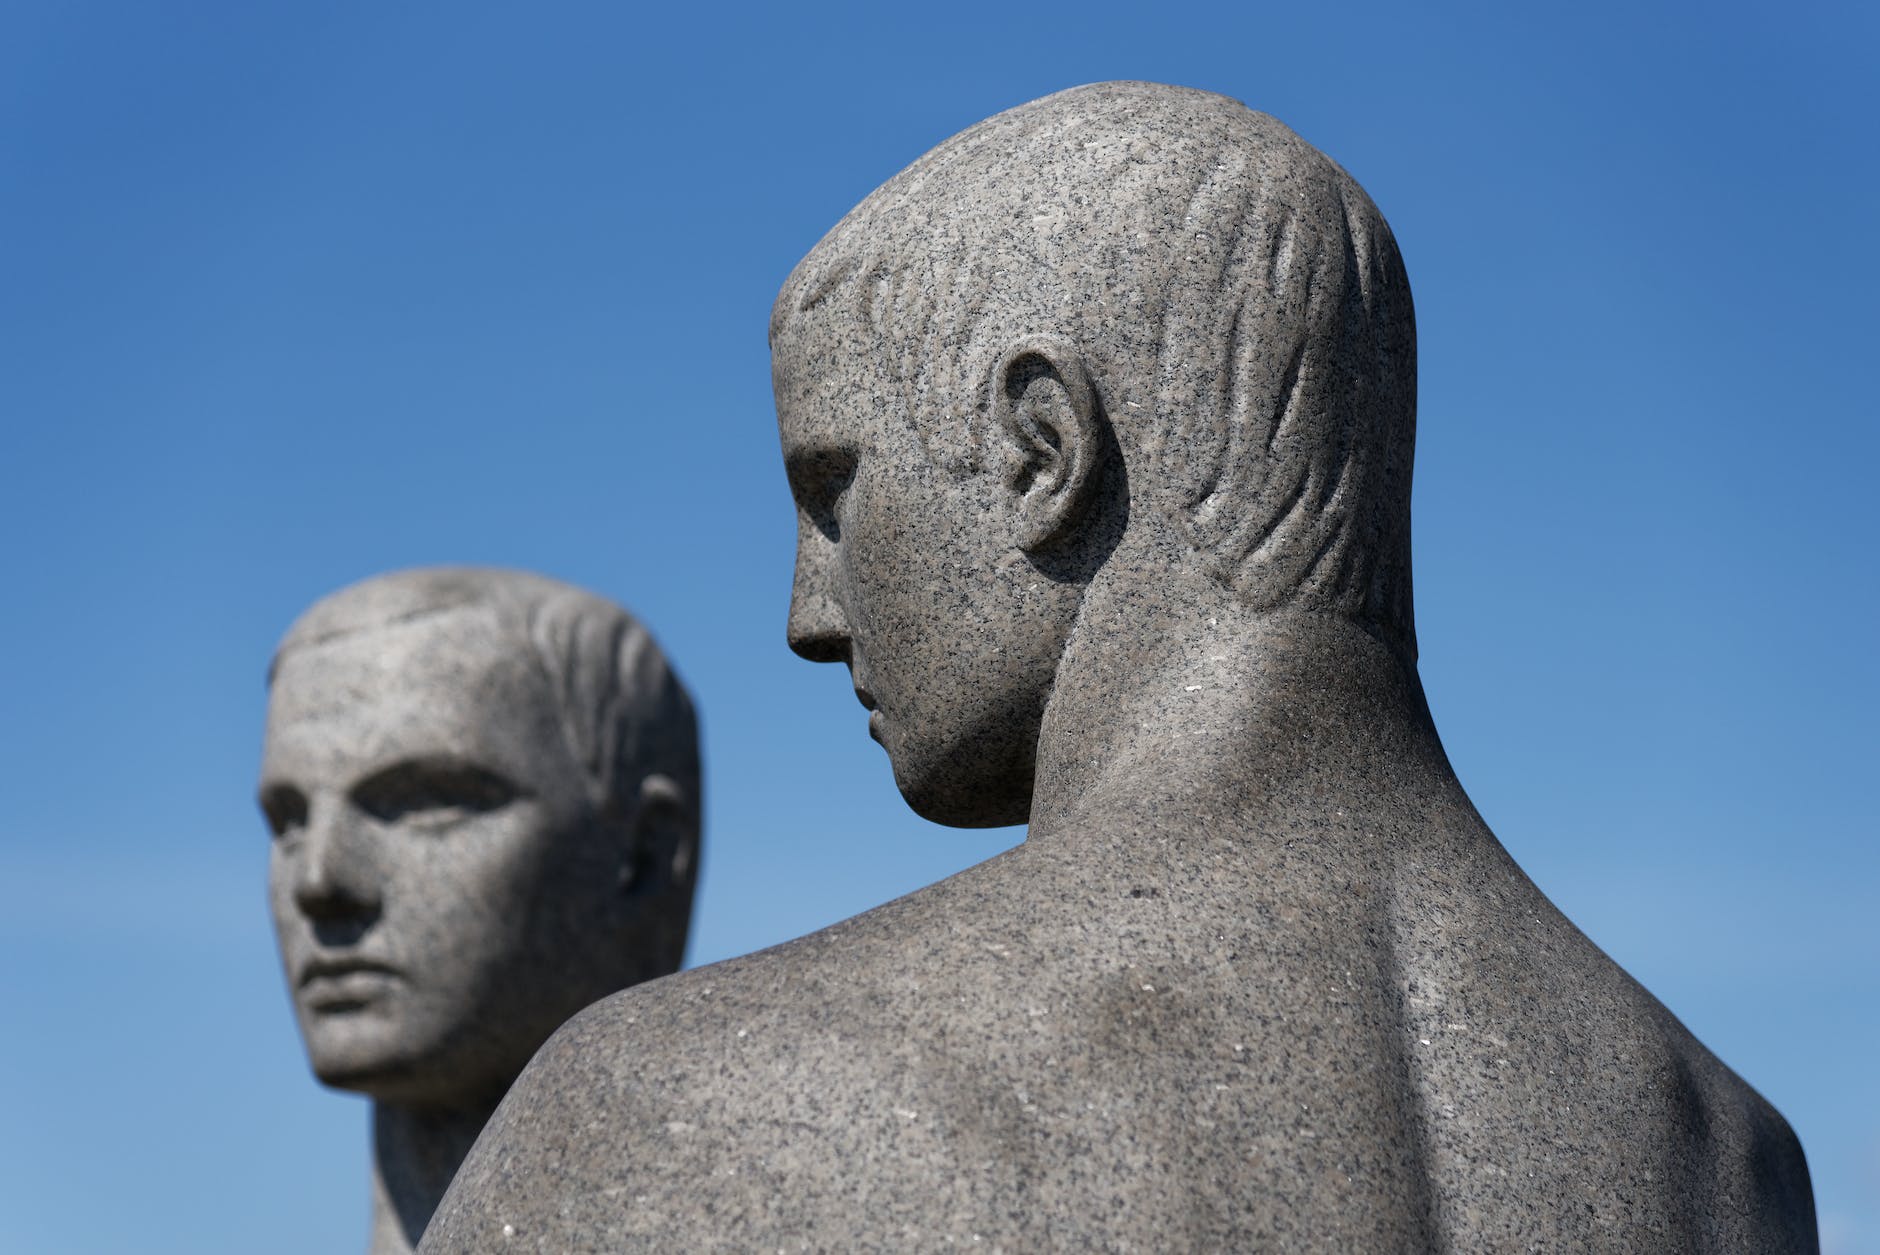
422,84,1813,1252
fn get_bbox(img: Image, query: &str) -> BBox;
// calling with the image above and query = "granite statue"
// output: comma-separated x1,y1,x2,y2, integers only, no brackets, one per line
261,567,700,1253
424,84,1815,1251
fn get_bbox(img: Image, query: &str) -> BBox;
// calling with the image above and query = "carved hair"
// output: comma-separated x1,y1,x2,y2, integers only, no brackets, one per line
270,566,702,857
773,82,1417,659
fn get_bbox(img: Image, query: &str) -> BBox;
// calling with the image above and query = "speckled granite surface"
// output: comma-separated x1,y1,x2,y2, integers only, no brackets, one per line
263,568,700,1251
423,85,1815,1252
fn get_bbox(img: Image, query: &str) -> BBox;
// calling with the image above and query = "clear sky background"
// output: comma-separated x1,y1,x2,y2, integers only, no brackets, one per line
2,2,1874,1251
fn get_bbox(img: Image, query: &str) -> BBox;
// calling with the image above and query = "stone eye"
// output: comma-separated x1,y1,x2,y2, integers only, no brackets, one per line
259,785,308,839
353,761,520,828
787,447,856,541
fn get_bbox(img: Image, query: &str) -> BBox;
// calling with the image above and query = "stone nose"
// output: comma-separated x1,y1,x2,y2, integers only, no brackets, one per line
292,800,381,924
786,521,850,664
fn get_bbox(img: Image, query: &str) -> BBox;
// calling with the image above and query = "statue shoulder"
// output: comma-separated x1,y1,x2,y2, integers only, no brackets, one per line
420,897,973,1251
1387,849,1816,1250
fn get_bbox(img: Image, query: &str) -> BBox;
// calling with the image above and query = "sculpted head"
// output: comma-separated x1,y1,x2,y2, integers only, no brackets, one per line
773,82,1417,827
260,567,700,1108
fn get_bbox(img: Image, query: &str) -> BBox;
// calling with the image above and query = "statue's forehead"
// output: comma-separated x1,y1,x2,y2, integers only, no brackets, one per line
772,297,906,442
261,610,560,783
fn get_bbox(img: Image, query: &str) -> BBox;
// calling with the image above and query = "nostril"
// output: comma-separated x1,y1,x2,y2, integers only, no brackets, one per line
788,629,851,665
311,915,374,948
295,880,366,921
294,856,378,922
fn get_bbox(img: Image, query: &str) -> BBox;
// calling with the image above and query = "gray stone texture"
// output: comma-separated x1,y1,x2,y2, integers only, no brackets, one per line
263,567,700,1253
424,84,1815,1252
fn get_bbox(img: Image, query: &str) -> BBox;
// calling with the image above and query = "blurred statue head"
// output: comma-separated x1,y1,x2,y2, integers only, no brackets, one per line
260,567,700,1108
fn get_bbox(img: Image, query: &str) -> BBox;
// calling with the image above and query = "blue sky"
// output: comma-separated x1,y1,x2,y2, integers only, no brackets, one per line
1,2,1874,1251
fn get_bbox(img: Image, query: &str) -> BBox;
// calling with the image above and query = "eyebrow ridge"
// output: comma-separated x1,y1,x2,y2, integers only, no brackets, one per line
347,754,532,798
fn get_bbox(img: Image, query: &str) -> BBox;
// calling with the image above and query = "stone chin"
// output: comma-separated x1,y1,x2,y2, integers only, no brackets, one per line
303,1026,409,1094
299,1008,470,1107
901,786,1026,830
888,744,1036,830
312,1053,480,1110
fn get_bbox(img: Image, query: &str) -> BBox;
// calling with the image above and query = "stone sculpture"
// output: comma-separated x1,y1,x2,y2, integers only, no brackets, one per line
424,84,1815,1251
261,567,700,1254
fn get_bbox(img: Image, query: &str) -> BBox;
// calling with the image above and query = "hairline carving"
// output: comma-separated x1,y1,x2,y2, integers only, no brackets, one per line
772,81,1419,659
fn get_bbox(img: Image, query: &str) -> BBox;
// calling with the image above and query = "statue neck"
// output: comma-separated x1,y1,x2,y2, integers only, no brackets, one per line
368,1099,498,1255
1030,568,1458,848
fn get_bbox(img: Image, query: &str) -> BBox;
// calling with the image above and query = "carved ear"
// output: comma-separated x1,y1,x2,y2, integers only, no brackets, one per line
617,773,693,895
990,337,1102,551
